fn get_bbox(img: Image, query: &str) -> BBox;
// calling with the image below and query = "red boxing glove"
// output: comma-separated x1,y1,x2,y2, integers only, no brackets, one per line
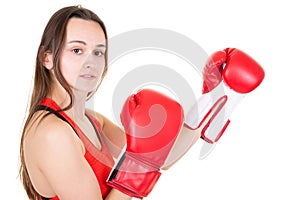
185,48,265,158
202,48,264,94
107,89,184,199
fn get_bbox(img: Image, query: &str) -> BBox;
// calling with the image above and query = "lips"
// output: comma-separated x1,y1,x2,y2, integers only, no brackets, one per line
80,74,96,80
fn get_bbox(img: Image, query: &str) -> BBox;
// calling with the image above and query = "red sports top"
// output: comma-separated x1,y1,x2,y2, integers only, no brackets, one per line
38,98,114,200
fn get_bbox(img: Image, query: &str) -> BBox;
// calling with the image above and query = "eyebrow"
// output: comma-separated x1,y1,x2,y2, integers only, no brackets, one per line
68,40,106,48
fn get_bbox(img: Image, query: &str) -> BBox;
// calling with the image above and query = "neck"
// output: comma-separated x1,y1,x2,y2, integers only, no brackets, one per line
67,90,88,120
48,82,88,121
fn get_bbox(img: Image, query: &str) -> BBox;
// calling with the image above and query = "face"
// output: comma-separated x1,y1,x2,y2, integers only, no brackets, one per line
59,17,106,94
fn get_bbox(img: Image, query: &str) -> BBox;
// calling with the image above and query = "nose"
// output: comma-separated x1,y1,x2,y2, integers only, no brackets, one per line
83,52,98,69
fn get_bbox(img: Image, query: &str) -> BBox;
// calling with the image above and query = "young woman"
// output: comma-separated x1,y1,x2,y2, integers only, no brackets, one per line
19,5,132,200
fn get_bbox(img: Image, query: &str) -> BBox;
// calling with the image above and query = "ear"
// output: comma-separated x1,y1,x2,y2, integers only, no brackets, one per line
43,51,54,70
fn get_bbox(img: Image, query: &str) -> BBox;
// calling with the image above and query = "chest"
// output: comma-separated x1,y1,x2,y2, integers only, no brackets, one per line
76,117,102,150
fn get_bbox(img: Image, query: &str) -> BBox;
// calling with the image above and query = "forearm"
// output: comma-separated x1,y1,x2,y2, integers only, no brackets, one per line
163,125,200,169
105,188,132,200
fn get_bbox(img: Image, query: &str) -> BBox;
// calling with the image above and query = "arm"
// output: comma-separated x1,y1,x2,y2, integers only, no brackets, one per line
162,48,265,167
167,48,265,163
163,126,200,169
34,116,102,200
34,115,131,200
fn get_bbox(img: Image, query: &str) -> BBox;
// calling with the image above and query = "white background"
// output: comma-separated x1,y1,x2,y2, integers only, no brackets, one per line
1,0,300,199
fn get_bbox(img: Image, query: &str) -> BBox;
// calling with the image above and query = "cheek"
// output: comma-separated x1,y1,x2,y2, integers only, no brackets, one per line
96,58,106,75
60,57,81,84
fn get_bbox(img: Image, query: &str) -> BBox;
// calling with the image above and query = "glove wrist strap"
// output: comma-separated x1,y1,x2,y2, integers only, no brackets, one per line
107,152,161,199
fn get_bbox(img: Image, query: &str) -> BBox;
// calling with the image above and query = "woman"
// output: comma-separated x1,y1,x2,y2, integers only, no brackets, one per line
19,5,132,200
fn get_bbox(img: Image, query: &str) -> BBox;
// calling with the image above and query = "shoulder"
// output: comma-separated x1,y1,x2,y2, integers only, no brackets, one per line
85,108,120,132
35,113,78,142
85,108,121,133
25,112,85,161
24,112,102,199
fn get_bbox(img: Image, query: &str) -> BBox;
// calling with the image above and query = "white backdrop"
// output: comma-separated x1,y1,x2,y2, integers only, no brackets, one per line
1,0,299,199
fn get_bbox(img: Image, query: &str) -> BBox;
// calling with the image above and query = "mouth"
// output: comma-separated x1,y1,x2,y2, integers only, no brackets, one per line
79,74,97,80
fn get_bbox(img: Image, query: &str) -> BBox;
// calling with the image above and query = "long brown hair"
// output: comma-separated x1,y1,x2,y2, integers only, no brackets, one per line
19,6,108,200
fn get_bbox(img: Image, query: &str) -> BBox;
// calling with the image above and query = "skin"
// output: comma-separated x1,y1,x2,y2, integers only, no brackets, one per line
24,18,131,200
23,17,200,200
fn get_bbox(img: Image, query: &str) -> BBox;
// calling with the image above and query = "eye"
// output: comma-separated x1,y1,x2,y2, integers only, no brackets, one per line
72,48,83,55
94,50,104,57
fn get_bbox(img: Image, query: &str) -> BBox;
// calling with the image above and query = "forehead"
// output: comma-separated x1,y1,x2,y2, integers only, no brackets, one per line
65,17,106,44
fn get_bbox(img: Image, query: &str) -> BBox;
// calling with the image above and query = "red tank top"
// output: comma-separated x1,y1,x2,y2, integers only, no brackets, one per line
38,98,114,200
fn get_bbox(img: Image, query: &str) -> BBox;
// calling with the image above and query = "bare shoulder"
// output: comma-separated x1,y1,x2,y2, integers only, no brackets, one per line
85,108,119,133
25,112,84,161
24,112,101,199
86,109,122,134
